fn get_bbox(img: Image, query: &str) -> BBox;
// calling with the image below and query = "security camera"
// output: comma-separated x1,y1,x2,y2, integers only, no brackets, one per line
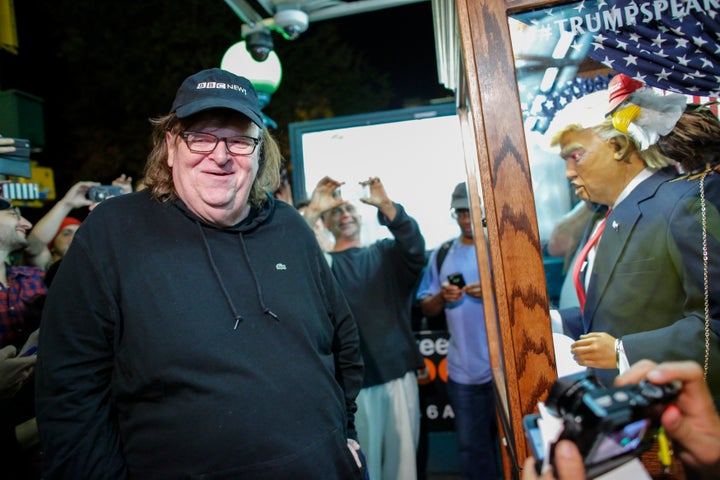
274,8,309,40
245,29,274,62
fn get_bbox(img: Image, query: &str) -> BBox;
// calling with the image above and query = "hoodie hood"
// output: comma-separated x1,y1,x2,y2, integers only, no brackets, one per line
171,194,276,233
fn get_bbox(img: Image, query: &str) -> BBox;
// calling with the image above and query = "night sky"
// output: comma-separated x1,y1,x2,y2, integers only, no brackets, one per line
0,0,447,209
327,2,447,102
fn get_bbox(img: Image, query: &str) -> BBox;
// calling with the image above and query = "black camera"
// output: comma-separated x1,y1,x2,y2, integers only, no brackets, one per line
0,138,32,178
524,371,680,479
87,185,125,203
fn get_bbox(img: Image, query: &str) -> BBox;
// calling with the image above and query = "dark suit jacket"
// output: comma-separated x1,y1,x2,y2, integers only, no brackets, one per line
561,169,720,405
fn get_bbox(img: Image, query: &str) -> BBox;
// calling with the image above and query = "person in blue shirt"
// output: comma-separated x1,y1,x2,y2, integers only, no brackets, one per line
416,182,501,480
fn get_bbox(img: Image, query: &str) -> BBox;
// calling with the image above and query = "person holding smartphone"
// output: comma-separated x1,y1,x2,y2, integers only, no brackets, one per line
415,182,500,480
303,175,426,480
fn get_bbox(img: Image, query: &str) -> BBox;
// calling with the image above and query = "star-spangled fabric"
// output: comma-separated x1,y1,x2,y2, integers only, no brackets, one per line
584,0,720,96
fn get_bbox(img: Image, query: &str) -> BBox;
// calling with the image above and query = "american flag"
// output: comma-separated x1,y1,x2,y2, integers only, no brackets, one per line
585,0,720,97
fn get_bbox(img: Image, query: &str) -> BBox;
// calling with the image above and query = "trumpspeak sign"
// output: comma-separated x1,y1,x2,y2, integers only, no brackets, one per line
554,0,718,36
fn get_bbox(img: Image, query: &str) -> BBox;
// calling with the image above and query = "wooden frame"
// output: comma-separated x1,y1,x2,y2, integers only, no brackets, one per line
455,0,559,477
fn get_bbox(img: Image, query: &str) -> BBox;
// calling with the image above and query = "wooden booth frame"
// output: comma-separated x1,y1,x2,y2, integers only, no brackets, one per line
453,0,562,477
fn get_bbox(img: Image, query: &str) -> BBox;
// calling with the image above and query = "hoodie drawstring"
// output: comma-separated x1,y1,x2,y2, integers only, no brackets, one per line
196,222,279,329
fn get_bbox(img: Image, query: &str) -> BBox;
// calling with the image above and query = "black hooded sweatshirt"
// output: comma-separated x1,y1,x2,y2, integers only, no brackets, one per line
36,190,364,479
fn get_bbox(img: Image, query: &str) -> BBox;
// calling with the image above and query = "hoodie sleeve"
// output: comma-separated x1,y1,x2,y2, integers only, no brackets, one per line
316,249,364,439
35,236,127,479
378,202,427,284
416,247,441,300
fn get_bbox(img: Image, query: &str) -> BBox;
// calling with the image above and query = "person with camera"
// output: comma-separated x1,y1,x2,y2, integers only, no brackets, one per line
415,181,501,480
23,181,98,269
522,360,720,480
25,174,134,269
35,68,365,479
303,175,426,480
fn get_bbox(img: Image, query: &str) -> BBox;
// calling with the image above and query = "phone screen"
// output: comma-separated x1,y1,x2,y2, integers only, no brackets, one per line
523,414,546,474
586,418,650,464
447,273,466,289
20,345,38,356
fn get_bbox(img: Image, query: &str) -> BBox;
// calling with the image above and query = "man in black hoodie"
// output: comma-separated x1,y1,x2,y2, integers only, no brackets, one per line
35,68,365,479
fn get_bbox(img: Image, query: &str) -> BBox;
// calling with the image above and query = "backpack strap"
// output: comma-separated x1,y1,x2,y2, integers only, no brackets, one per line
435,240,453,273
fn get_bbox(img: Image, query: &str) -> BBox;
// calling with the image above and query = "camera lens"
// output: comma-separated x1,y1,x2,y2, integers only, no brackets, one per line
546,371,603,416
245,30,274,62
637,380,676,401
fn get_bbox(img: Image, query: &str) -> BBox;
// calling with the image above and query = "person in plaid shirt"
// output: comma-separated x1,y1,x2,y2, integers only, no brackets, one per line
0,198,46,350
0,195,45,478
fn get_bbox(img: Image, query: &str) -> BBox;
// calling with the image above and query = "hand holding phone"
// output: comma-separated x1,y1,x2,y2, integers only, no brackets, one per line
87,185,126,203
0,138,30,157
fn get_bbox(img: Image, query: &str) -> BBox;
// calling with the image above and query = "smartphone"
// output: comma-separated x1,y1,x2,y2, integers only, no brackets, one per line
0,138,30,158
447,272,466,289
19,329,39,357
20,345,38,357
523,414,545,474
334,183,369,201
87,185,126,203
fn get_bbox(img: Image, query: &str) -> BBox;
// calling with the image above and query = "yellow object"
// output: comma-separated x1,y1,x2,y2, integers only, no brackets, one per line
612,104,642,134
0,0,19,55
657,427,672,473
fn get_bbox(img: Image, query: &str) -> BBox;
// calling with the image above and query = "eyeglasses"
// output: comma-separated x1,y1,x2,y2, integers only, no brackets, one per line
451,209,471,220
180,131,260,155
451,209,487,227
329,204,356,218
4,207,21,220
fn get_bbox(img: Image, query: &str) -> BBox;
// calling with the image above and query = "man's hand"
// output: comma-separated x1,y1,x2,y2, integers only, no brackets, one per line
571,332,616,369
463,281,483,299
0,345,37,399
0,136,16,155
616,360,720,475
440,282,464,303
359,177,396,221
522,440,585,480
346,439,362,468
112,174,134,194
304,176,346,227
60,181,101,209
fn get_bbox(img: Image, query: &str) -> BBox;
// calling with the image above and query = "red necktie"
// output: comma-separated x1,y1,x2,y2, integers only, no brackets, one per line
572,215,608,311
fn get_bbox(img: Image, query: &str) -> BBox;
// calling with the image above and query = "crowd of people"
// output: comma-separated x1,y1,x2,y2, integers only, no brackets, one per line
0,67,719,480
0,143,137,478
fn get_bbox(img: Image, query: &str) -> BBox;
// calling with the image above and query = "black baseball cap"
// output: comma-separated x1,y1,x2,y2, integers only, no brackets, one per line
170,68,265,128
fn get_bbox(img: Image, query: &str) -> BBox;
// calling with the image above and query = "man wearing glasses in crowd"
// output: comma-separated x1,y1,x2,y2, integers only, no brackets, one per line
303,175,426,480
0,199,44,479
